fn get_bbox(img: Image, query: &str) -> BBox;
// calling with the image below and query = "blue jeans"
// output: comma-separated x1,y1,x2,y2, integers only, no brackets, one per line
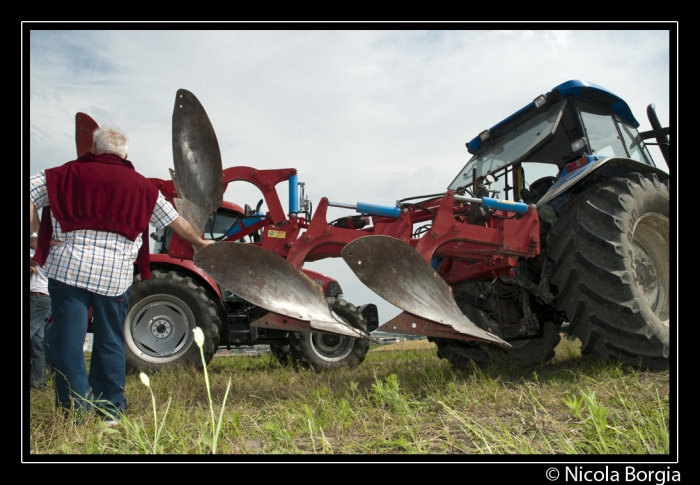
48,278,130,418
29,295,52,388
44,317,53,375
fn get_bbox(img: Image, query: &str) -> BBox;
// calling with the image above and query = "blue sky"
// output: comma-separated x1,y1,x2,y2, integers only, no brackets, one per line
25,27,674,325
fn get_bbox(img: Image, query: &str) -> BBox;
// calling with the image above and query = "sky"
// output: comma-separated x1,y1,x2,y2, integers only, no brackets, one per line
25,26,674,327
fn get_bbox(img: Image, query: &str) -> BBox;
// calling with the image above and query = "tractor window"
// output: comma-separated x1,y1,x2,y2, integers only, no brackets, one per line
576,99,627,158
448,99,567,191
522,163,560,191
617,120,655,166
204,210,242,240
153,227,172,254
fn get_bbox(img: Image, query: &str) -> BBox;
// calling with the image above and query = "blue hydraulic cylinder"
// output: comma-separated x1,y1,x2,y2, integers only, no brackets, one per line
356,202,402,219
481,197,529,214
289,174,299,214
225,213,267,238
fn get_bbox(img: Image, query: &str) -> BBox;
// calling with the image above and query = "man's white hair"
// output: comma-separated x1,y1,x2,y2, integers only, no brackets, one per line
93,126,129,159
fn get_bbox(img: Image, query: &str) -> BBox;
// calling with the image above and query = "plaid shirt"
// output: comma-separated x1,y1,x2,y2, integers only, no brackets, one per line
30,171,179,296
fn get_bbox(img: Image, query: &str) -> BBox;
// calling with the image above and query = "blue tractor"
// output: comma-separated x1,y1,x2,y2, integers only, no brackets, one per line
428,80,670,370
160,81,670,373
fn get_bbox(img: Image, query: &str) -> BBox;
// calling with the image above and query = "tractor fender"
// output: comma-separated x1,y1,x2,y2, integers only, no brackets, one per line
139,253,224,300
300,268,340,296
538,156,670,210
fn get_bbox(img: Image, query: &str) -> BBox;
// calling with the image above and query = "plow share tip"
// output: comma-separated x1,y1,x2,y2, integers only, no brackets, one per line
194,242,369,340
341,236,509,346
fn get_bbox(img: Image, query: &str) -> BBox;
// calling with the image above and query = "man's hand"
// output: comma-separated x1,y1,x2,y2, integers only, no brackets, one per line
196,239,216,251
167,216,213,252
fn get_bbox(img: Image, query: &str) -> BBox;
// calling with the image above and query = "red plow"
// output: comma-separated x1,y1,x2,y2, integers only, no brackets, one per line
165,89,542,346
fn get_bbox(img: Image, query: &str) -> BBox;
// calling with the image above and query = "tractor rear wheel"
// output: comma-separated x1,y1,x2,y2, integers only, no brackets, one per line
124,270,221,373
546,172,670,370
286,297,369,371
431,282,561,369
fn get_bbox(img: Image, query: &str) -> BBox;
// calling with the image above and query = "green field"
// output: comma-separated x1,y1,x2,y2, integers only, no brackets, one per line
27,337,671,455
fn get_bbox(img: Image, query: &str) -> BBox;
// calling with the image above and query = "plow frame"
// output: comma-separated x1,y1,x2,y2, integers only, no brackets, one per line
163,165,540,287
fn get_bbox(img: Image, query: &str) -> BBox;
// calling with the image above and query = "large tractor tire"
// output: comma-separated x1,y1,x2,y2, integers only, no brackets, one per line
431,283,561,370
282,297,370,371
124,270,221,373
546,172,670,370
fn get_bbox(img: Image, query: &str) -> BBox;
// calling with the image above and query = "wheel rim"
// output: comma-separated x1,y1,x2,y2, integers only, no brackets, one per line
309,333,354,362
631,212,669,324
125,294,195,363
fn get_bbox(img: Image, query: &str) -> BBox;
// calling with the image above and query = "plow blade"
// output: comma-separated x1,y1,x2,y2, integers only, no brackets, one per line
341,236,508,346
171,88,224,237
249,312,350,336
75,112,100,157
194,242,369,340
377,312,490,342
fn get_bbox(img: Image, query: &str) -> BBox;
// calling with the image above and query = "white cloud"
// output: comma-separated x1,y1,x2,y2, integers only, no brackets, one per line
25,26,674,324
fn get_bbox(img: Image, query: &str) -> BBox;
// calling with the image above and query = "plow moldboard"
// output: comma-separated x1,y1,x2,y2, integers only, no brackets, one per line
194,242,368,339
171,89,224,237
75,112,99,157
341,236,508,346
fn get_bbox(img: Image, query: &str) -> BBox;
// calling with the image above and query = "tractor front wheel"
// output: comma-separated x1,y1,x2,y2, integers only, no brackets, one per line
431,283,561,369
431,324,562,371
269,343,293,366
124,270,221,373
286,297,370,371
432,325,562,371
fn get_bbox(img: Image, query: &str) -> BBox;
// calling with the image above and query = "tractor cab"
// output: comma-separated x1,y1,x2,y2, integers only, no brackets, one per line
448,80,665,207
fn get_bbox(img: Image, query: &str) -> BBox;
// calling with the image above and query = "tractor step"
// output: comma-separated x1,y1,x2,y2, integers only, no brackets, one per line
341,236,508,346
194,242,369,340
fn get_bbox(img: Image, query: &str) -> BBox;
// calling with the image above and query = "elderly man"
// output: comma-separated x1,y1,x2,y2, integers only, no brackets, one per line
29,125,213,424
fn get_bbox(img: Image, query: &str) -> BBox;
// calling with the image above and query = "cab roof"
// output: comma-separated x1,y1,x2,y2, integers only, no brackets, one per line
466,80,639,155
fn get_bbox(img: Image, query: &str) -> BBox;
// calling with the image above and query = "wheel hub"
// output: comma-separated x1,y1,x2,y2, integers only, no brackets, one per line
631,244,658,303
310,332,354,361
630,212,669,322
319,335,341,347
127,297,193,359
151,318,174,339
313,334,345,353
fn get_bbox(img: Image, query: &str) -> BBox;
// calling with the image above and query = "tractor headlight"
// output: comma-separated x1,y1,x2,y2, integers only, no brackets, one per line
533,94,547,108
571,137,587,152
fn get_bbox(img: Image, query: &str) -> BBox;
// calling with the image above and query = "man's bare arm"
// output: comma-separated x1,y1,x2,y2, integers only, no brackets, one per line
30,200,39,236
167,216,214,251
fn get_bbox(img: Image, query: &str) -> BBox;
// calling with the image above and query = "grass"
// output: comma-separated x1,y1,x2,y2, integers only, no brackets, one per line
26,336,671,456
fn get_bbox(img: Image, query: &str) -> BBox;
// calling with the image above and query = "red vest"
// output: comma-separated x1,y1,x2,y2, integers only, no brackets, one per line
34,152,159,280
